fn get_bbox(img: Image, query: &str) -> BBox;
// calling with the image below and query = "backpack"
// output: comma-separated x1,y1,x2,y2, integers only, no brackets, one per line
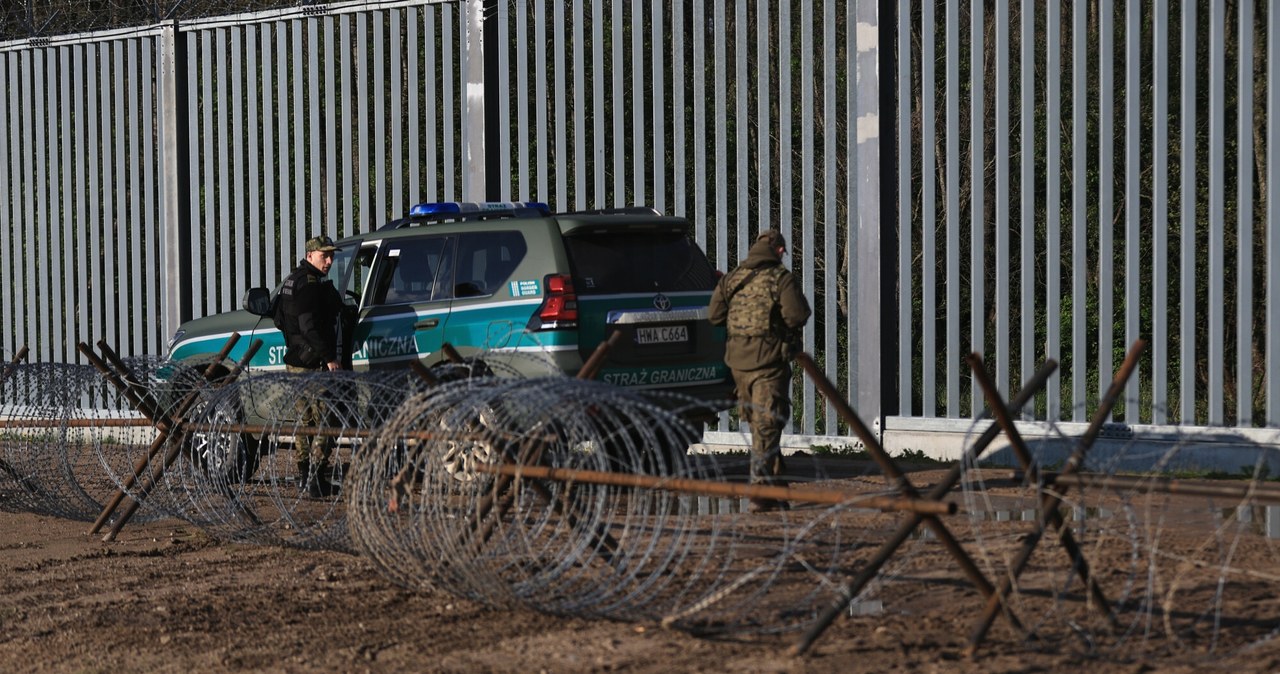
725,265,786,338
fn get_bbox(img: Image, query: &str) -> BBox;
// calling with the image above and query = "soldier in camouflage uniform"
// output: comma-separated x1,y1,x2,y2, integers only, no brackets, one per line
276,234,346,497
708,229,811,512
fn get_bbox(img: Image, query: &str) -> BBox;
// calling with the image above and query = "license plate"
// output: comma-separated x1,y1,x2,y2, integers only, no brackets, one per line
635,325,689,345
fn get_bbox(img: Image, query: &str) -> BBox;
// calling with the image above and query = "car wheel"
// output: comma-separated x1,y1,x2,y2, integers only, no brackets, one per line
185,396,262,486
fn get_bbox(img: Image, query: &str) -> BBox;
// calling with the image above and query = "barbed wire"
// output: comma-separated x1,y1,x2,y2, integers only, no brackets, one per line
3,346,1280,660
1,0,327,40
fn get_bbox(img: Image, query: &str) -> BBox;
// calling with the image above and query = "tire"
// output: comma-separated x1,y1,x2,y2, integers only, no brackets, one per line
185,395,262,486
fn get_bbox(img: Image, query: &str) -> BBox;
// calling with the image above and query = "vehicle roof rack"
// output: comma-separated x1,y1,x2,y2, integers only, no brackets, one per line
378,201,551,230
557,206,663,217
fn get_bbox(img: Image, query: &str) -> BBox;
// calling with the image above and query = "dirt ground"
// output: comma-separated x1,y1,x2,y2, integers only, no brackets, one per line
4,466,1280,674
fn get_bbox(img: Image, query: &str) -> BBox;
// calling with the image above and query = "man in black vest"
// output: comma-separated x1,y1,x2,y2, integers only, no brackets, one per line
277,234,345,496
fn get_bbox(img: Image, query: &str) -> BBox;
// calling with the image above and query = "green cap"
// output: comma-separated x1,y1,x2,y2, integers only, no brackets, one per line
305,235,340,253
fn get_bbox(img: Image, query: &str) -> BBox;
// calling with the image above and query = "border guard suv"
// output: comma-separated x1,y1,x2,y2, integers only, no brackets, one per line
166,202,732,413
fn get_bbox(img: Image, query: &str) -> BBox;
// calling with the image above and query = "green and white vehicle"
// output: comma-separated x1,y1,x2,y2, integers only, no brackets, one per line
166,201,732,417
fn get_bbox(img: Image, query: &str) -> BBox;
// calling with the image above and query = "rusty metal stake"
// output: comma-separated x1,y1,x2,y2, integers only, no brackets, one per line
1,345,29,385
85,334,242,535
475,462,956,515
102,338,262,541
0,346,32,482
964,340,1146,656
1040,471,1280,503
790,357,1059,657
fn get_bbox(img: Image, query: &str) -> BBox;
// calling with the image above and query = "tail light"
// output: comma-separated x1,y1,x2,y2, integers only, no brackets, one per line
530,273,578,329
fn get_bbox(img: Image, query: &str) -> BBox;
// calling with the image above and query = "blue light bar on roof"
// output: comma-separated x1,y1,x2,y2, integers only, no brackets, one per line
409,201,550,218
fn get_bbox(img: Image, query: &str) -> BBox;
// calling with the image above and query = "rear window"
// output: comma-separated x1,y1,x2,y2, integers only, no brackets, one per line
564,231,718,294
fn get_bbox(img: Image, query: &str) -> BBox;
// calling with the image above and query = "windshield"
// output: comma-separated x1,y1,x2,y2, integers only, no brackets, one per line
563,231,718,295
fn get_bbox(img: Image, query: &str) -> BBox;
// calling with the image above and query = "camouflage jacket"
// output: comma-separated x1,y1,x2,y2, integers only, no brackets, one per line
708,237,811,371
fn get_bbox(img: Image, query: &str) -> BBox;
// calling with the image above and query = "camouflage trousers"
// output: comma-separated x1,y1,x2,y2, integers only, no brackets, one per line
286,364,334,470
732,362,791,485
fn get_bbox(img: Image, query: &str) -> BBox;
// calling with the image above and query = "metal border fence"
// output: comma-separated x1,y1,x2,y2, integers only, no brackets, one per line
5,0,1280,452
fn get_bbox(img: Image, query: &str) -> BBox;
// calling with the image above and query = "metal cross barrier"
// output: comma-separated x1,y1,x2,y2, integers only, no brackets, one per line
790,353,1061,656
962,339,1146,655
79,333,262,541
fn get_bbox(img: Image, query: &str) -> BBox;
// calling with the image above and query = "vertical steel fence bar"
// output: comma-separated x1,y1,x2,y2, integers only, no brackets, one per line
55,46,70,362
945,0,959,419
276,23,293,273
692,0,706,252
1072,0,1087,422
777,0,791,277
1237,0,1255,425
1045,1,1061,422
407,9,421,205
128,39,144,356
88,44,103,347
111,43,127,343
608,0,621,206
1098,0,1114,415
373,13,386,223
424,9,439,201
534,1,549,203
246,25,262,285
1152,0,1169,425
969,0,984,417
215,30,231,312
995,0,1008,397
591,0,604,208
553,0,566,207
390,10,404,214
309,17,324,227
1019,0,1035,415
355,14,370,227
735,0,749,263
714,0,728,270
15,50,29,353
799,0,815,433
737,0,747,259
229,30,245,309
571,1,585,210
260,26,276,281
922,0,936,417
755,0,769,243
1125,0,1140,420
34,48,49,360
1271,0,1280,426
446,7,460,200
1208,0,1225,424
898,0,912,418
822,0,838,434
324,17,338,235
0,52,8,356
293,20,308,258
652,1,664,214
1181,0,1197,423
74,43,89,353
631,0,644,208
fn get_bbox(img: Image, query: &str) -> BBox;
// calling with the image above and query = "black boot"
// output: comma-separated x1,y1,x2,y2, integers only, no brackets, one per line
306,464,340,498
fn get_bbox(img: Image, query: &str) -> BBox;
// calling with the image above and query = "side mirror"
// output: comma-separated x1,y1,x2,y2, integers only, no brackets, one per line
242,287,273,316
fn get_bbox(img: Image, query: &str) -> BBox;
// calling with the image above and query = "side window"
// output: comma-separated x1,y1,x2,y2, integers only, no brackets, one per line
454,231,528,297
334,244,377,308
369,235,454,306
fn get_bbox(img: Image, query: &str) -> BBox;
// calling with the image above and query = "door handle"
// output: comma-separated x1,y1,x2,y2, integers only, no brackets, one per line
414,318,439,330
